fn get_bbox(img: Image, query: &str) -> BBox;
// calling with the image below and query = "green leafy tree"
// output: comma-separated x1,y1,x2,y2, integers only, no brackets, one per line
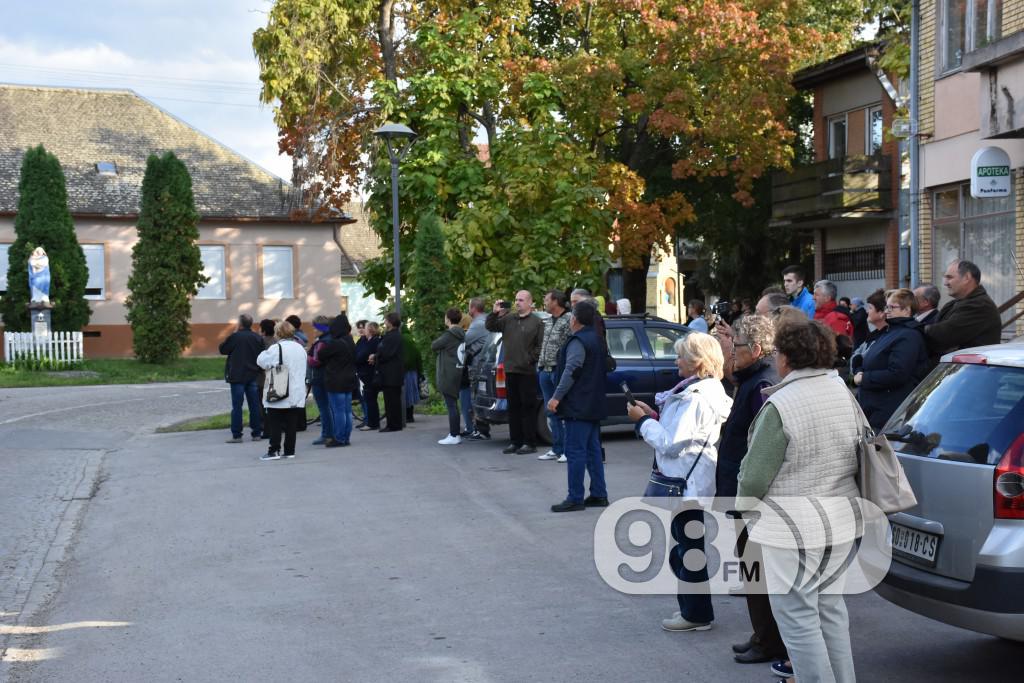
125,152,207,363
408,211,453,385
0,145,90,332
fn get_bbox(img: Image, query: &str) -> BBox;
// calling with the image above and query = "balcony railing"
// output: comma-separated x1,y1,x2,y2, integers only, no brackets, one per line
772,154,893,222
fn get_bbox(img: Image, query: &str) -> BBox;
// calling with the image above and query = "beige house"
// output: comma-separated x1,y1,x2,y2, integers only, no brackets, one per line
0,84,373,358
916,0,1024,334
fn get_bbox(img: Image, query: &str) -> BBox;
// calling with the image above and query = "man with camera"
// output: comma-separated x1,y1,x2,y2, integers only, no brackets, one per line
486,290,544,454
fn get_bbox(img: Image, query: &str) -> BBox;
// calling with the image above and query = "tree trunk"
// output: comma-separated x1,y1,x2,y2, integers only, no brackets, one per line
377,0,397,84
622,251,652,313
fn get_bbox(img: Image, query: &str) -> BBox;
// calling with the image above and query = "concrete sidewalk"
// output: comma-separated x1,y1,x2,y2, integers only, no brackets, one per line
5,415,1020,682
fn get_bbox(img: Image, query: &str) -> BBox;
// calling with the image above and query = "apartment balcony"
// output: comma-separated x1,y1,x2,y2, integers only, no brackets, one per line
771,154,893,227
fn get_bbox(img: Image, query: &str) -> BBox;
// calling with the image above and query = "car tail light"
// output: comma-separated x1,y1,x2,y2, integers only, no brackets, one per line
952,353,988,365
495,363,506,399
994,433,1024,519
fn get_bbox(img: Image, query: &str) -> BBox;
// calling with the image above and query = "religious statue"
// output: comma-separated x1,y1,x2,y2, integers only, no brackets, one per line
28,246,51,304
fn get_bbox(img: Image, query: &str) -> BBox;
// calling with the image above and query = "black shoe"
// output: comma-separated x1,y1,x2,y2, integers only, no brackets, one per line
732,637,756,654
734,646,776,664
468,431,490,440
770,661,794,678
583,496,609,507
551,499,586,512
459,430,473,438
516,445,537,455
324,439,343,448
502,444,521,454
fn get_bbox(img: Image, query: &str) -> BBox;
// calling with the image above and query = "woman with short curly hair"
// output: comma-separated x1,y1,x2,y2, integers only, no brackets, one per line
738,319,862,682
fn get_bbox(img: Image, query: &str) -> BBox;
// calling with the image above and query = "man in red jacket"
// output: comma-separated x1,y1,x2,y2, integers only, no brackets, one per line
812,280,853,338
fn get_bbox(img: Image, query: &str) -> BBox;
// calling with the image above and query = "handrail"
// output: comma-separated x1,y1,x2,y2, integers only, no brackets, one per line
997,290,1024,315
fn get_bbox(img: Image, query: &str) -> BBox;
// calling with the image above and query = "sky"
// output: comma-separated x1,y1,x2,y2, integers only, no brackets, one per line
0,1,293,180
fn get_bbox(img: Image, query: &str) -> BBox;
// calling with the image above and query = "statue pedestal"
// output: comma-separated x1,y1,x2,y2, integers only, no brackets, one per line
28,302,53,338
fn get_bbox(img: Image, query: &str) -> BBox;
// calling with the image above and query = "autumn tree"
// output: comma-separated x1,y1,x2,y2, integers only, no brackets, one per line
0,145,90,332
125,152,207,363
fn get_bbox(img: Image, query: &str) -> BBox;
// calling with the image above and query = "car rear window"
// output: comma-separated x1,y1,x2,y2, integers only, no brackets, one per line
884,363,1024,465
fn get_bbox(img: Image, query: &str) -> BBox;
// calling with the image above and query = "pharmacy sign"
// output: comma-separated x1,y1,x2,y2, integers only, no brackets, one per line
971,146,1011,198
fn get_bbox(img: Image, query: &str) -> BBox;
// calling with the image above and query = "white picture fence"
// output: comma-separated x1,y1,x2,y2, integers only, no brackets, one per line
3,332,84,364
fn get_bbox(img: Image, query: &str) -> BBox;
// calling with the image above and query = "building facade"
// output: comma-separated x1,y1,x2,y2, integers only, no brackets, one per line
0,85,363,358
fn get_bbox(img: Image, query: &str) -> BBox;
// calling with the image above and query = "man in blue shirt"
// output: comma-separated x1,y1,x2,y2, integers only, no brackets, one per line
782,265,815,319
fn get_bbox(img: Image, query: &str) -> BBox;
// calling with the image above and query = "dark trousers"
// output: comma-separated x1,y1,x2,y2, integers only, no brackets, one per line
742,537,788,657
643,474,715,625
382,385,403,431
506,372,539,447
443,394,460,437
362,379,381,429
229,380,263,439
265,407,302,455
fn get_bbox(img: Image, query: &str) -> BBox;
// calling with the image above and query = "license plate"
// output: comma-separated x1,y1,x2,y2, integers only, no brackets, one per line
890,523,940,566
479,381,487,393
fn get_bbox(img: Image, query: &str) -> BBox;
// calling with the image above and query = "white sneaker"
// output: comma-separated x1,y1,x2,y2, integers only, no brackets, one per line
557,454,567,463
537,450,559,460
438,434,462,445
661,612,711,632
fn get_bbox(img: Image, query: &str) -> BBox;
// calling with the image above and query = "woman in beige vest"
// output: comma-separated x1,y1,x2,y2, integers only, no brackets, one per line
738,319,862,683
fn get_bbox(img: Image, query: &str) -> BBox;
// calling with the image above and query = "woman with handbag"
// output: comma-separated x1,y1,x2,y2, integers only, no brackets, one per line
256,320,309,460
738,319,862,683
431,308,467,445
626,332,733,633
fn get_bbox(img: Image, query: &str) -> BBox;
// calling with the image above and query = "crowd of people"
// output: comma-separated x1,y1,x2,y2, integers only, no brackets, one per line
218,257,1004,683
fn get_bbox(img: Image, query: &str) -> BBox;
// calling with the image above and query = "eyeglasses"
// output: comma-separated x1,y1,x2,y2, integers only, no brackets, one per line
734,340,754,350
884,304,906,312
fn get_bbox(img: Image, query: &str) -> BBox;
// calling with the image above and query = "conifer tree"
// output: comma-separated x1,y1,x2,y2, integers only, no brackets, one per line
125,152,207,363
409,211,453,385
0,145,90,331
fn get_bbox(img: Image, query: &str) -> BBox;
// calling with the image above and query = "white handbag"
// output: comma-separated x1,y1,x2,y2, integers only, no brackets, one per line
847,393,918,513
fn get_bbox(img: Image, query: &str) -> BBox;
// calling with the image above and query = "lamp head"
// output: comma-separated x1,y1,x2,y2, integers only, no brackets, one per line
373,122,416,141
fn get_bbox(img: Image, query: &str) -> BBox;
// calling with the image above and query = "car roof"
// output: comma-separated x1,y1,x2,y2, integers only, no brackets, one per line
940,341,1024,368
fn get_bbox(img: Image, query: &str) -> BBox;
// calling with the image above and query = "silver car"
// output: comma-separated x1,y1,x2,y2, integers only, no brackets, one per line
873,340,1024,641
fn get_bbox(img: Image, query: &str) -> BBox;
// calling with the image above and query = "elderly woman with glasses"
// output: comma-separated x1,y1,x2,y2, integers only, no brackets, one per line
852,288,929,430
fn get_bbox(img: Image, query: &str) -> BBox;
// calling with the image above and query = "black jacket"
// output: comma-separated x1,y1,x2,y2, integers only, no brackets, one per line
855,317,930,430
850,307,869,349
375,328,405,387
716,358,778,498
317,319,358,393
924,285,1002,363
219,328,265,383
355,335,380,383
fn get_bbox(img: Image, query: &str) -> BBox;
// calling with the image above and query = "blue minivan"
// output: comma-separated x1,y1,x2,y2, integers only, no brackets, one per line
472,314,693,443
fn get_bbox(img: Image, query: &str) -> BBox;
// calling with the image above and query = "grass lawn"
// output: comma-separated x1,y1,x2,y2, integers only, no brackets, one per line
0,357,226,388
158,392,448,433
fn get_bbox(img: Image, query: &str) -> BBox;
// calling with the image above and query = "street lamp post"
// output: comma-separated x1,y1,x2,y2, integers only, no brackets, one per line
373,122,417,317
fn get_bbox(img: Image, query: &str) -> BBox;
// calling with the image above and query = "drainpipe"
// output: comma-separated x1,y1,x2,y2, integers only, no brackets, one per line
909,0,920,287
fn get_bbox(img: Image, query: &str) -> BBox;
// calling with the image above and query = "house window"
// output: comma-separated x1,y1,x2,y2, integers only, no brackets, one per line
82,244,105,300
932,183,1015,321
942,0,1002,72
0,244,9,295
828,115,847,159
196,245,226,299
868,107,884,155
262,246,294,299
824,245,886,281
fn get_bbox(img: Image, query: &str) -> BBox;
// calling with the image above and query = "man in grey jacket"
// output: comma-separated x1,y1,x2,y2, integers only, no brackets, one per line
486,290,544,454
537,289,572,460
464,297,492,440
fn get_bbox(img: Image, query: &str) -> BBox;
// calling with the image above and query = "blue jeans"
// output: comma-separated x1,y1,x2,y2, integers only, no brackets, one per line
310,383,334,440
538,370,565,455
328,391,353,444
643,473,715,625
230,380,262,438
458,386,473,434
563,419,607,503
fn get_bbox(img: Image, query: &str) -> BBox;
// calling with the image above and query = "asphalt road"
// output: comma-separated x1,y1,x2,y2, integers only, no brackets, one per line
1,383,1021,682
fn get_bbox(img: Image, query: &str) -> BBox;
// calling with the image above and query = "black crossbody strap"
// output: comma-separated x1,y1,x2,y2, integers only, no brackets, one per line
683,431,714,483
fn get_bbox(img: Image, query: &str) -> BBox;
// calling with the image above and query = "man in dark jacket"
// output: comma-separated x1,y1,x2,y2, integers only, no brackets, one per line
849,297,869,348
219,314,265,443
317,315,358,446
486,290,544,454
355,322,382,430
374,312,406,432
714,315,787,666
547,301,608,512
924,260,1002,364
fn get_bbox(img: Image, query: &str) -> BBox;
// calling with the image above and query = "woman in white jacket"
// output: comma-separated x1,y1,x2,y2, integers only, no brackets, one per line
627,332,733,632
256,320,309,460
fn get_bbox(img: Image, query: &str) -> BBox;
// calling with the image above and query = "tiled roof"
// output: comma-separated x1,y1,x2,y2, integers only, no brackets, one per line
0,84,304,220
337,202,382,276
